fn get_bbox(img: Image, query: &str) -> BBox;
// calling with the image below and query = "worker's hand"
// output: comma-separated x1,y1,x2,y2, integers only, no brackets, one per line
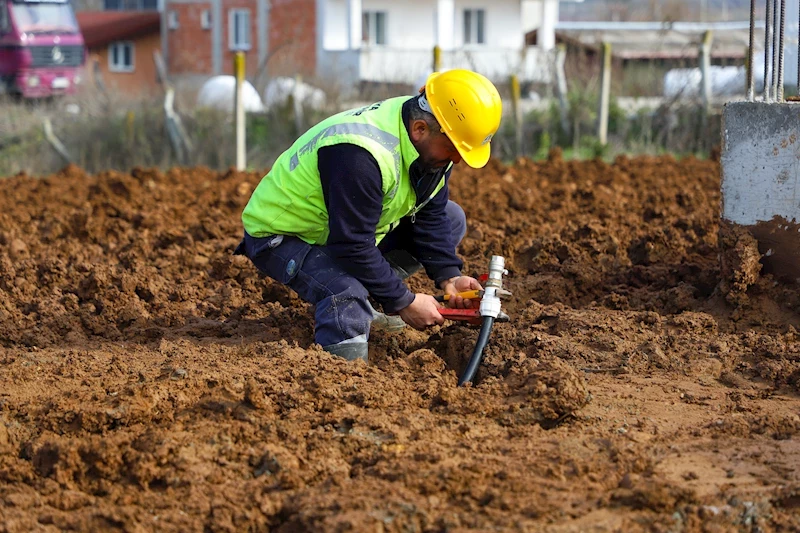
440,276,483,309
398,294,446,330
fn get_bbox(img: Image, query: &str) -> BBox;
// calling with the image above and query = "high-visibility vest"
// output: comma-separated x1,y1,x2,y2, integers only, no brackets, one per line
242,96,447,244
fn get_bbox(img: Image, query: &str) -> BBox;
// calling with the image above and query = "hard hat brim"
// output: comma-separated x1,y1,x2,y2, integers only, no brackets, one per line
458,142,491,169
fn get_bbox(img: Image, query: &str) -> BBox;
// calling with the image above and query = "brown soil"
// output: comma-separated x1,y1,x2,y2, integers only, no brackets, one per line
1,152,799,532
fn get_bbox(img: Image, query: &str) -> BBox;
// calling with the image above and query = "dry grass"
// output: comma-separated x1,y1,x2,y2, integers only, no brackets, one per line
0,73,717,178
0,83,296,176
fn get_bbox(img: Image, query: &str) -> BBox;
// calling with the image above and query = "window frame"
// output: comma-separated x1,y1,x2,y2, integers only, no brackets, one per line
228,8,251,51
108,41,135,73
361,10,387,46
463,8,486,45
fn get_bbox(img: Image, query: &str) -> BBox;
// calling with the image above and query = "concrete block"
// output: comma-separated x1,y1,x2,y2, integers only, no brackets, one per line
721,101,800,281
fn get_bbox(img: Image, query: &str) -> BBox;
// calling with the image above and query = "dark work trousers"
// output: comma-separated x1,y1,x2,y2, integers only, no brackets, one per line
236,200,467,348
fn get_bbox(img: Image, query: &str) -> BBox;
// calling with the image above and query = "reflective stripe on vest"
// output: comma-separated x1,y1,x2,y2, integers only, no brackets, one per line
241,97,445,245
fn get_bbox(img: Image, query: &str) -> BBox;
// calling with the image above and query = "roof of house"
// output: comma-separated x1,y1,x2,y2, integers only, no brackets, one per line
76,11,160,49
556,27,763,60
530,21,765,60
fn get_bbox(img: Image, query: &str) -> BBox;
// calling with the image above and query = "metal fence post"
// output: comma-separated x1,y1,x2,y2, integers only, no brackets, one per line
234,51,246,171
700,31,713,116
597,42,612,146
746,0,756,100
554,45,569,137
510,74,523,157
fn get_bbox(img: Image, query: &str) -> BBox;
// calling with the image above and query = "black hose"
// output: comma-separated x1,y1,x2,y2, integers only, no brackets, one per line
458,316,495,386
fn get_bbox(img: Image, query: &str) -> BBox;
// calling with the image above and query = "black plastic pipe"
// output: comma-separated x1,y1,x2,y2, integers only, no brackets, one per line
458,316,495,386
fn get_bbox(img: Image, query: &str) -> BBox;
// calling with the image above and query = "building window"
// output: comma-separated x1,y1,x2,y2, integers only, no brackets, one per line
0,0,8,33
167,10,178,30
201,9,211,30
463,9,485,45
103,0,157,10
229,9,250,50
108,41,134,73
362,11,386,46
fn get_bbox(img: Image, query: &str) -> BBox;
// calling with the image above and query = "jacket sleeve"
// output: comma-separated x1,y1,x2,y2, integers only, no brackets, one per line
406,173,463,286
318,144,415,313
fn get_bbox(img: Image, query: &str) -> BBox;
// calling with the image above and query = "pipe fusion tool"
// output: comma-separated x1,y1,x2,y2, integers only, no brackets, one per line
437,255,510,386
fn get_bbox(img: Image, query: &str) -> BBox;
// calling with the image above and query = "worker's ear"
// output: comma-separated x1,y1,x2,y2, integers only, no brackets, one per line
418,85,425,94
409,119,431,142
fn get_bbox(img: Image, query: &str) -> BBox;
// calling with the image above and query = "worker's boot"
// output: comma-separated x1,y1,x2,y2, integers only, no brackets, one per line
323,341,368,362
369,302,407,333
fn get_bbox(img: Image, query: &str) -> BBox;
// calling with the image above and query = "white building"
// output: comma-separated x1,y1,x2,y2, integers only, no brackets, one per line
315,0,573,89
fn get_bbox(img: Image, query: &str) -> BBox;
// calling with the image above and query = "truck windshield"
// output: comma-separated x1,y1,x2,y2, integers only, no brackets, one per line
10,2,78,34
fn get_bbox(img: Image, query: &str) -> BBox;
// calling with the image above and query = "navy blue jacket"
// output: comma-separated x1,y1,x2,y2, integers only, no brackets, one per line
317,98,463,313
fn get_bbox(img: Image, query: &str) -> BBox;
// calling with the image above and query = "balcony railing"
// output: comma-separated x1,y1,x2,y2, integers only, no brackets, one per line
319,46,555,88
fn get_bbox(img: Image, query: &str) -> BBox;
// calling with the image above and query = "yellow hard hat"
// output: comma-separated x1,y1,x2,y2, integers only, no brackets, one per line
425,69,502,169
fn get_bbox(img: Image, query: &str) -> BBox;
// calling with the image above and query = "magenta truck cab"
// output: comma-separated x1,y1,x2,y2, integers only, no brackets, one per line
0,0,85,98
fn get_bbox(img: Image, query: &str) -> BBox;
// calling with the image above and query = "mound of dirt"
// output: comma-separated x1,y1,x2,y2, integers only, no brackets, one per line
1,153,799,531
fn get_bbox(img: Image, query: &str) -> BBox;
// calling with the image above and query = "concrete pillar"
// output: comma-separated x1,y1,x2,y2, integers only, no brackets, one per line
436,0,455,50
347,0,362,50
721,101,800,281
539,0,558,51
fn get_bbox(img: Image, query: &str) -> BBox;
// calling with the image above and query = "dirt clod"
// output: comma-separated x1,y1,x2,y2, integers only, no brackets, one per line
1,156,799,531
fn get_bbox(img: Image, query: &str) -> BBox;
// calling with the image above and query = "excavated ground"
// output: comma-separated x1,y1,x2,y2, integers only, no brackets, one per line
1,151,799,532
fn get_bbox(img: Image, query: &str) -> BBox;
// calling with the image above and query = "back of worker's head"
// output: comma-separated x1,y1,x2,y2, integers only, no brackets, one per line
422,70,502,169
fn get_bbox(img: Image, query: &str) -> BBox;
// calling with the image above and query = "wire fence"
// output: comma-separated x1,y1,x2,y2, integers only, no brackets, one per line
0,29,774,177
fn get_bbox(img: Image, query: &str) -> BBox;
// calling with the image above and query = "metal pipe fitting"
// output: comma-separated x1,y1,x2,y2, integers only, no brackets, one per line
479,255,507,319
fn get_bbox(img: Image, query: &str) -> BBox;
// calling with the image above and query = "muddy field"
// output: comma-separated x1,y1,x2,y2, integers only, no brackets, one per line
1,151,799,532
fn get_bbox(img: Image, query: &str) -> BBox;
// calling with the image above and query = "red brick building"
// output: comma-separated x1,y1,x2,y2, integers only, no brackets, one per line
163,0,316,84
76,11,162,95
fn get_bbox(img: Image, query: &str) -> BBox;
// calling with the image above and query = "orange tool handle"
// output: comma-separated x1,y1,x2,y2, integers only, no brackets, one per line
434,289,483,303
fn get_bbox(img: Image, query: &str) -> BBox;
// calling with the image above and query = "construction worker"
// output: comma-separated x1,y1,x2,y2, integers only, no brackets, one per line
235,69,502,362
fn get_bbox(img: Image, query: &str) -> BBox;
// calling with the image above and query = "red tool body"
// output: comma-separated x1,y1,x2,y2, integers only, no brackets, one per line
436,286,511,325
438,307,484,325
435,256,511,386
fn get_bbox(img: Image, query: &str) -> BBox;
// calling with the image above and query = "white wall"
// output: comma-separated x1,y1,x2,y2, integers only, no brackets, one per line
363,0,436,49
521,0,559,49
454,0,523,48
322,0,525,50
355,47,554,83
522,0,542,33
